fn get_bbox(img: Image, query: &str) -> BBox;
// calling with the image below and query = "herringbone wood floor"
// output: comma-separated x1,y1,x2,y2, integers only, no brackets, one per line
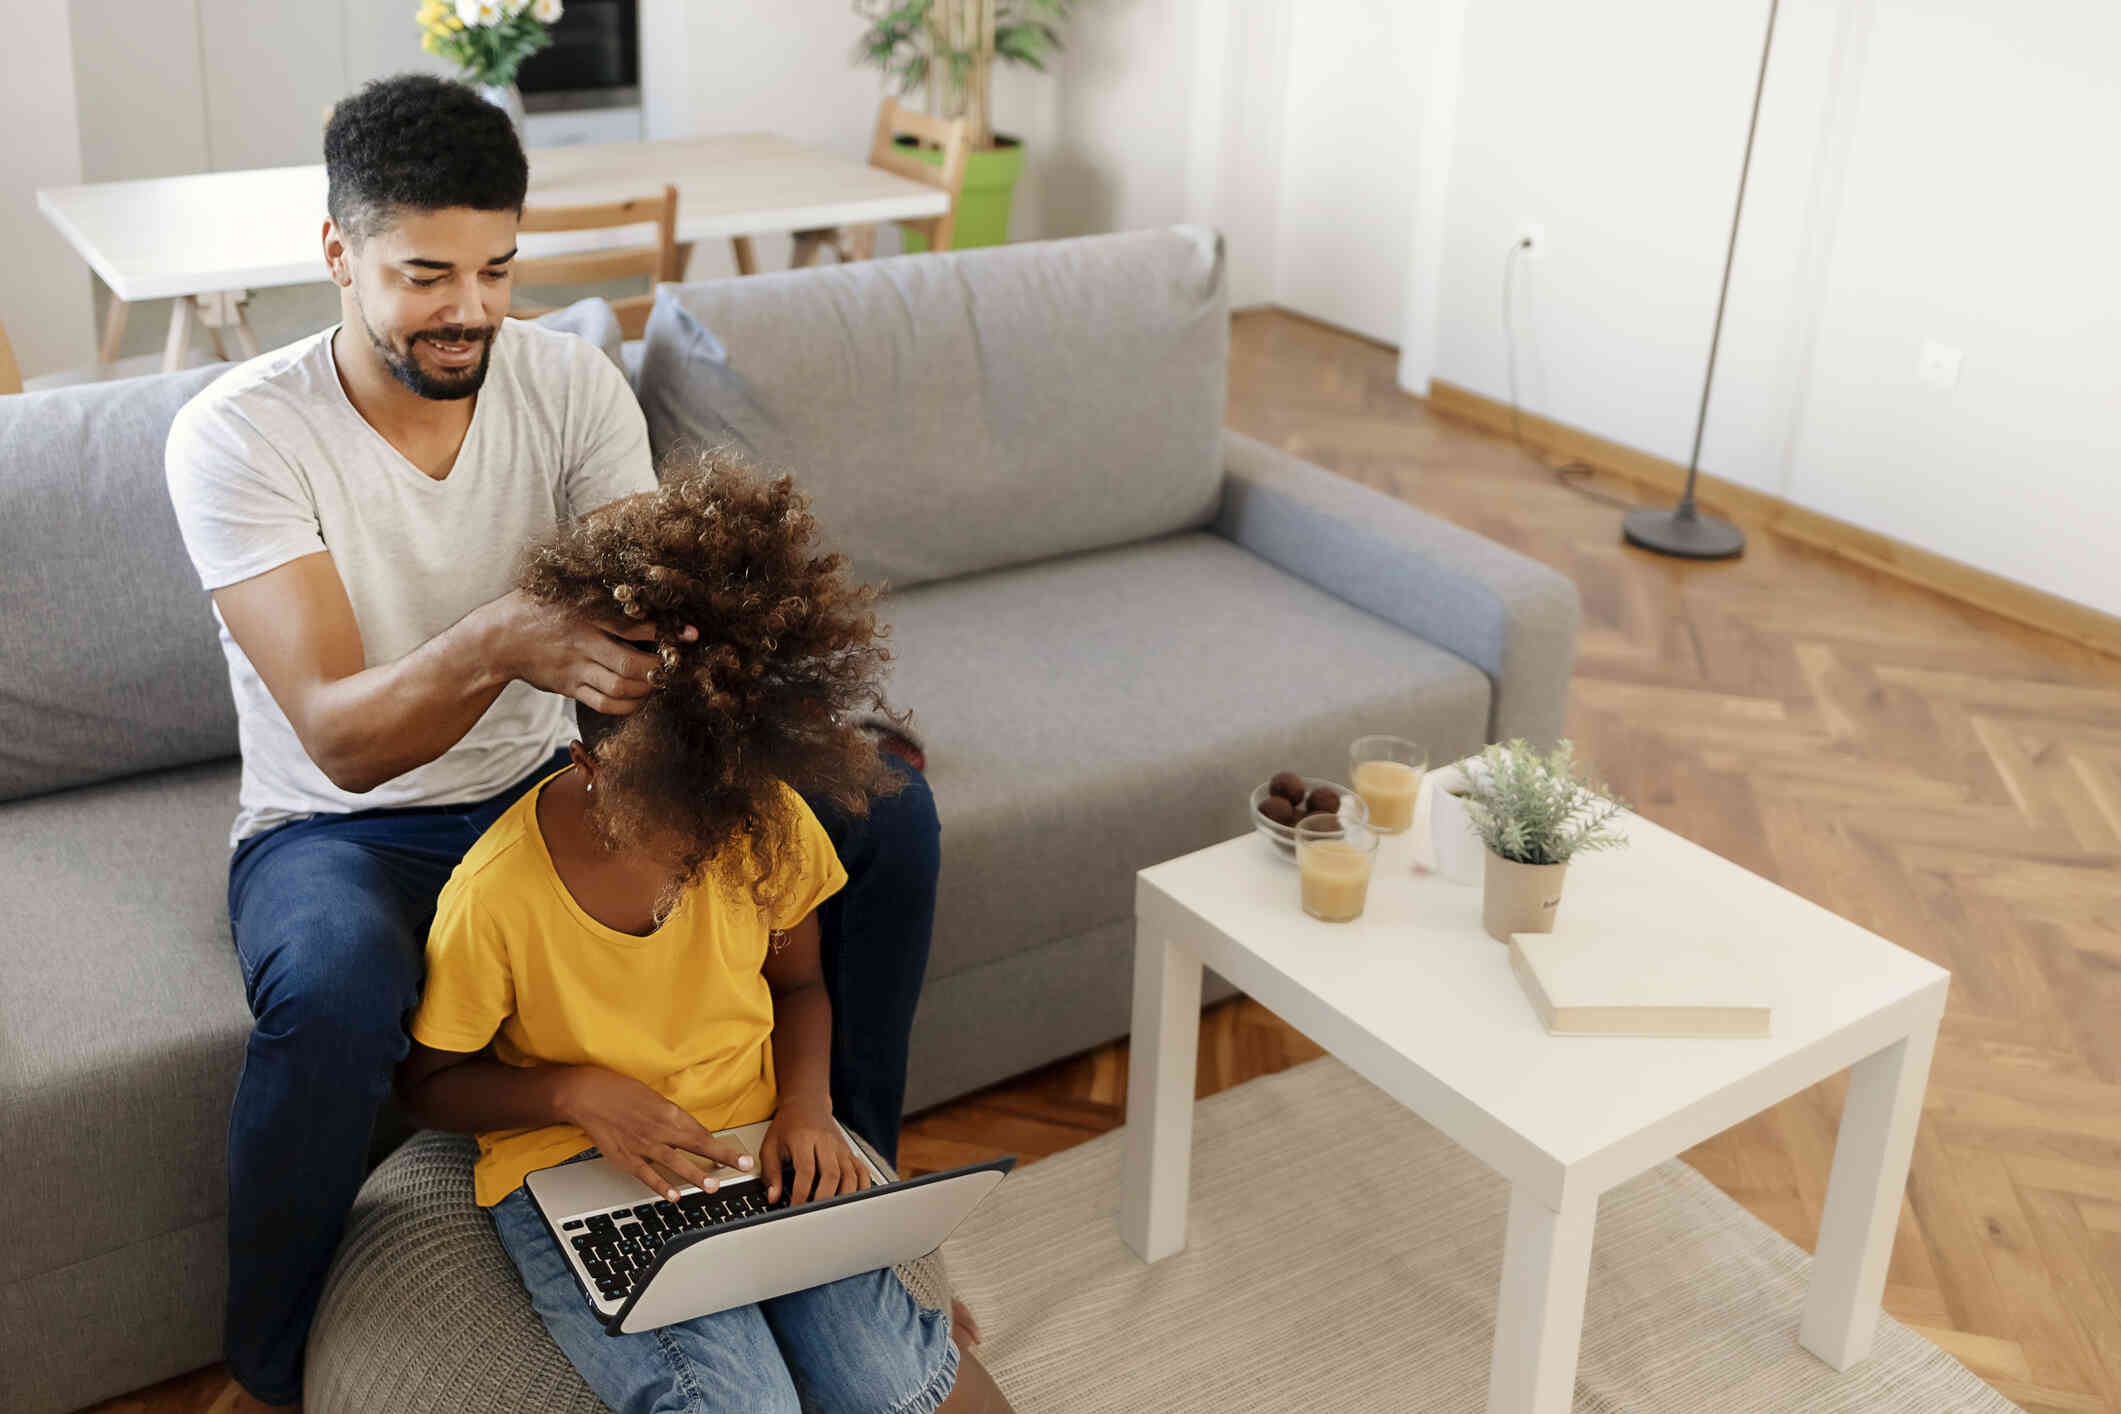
99,309,2120,1414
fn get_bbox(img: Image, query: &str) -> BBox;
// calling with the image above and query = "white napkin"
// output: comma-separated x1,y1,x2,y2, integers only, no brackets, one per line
1408,760,1467,872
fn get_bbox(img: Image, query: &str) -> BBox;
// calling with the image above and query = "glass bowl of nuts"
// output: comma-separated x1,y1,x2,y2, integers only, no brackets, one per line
1250,771,1370,862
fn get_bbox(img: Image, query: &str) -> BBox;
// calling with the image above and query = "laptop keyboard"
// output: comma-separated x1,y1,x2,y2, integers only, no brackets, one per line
562,1184,774,1305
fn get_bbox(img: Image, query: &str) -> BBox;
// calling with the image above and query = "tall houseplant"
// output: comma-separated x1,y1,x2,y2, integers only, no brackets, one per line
1459,740,1630,943
851,0,1071,249
418,0,562,135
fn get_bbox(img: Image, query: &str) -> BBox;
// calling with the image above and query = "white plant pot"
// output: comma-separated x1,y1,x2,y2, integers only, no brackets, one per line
1429,774,1485,886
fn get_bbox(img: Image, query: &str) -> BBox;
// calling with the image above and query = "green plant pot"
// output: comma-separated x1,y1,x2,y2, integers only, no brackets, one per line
898,134,1024,252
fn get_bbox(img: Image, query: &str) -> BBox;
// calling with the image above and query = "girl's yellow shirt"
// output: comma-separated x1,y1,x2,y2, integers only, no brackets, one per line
408,765,848,1206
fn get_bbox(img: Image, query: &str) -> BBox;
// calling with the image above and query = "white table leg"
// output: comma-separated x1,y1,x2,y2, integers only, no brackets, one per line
1799,1006,1941,1369
98,290,129,367
1487,1183,1598,1414
1118,919,1202,1263
162,295,197,372
221,290,261,359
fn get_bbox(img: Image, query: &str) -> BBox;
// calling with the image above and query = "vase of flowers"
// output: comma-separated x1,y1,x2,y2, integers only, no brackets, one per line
1459,739,1630,943
851,0,1072,249
418,0,562,136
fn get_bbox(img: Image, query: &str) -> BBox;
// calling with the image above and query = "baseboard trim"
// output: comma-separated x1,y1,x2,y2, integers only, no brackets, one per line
1425,378,2121,662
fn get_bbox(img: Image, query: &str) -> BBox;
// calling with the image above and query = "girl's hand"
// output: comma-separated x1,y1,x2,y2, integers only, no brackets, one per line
557,1066,755,1202
760,1095,872,1207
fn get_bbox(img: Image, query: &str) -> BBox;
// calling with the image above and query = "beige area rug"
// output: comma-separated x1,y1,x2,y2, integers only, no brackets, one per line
941,1057,2018,1413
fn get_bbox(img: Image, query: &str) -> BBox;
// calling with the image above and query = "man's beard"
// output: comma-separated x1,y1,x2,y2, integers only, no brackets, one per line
360,308,496,401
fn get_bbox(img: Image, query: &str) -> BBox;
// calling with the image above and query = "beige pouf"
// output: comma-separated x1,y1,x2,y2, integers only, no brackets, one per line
305,1131,953,1414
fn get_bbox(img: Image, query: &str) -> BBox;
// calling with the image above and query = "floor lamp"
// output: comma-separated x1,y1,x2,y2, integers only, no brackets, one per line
1621,0,1781,561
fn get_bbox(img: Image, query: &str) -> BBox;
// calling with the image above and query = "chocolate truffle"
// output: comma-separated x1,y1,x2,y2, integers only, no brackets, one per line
1297,812,1342,833
1269,771,1308,805
1258,796,1298,827
1303,785,1341,816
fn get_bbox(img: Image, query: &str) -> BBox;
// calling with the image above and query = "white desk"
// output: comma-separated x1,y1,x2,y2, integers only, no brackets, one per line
1119,816,1950,1414
37,132,950,370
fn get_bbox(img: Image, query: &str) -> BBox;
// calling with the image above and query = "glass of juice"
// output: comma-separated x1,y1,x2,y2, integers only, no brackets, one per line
1296,817,1379,923
1348,735,1427,834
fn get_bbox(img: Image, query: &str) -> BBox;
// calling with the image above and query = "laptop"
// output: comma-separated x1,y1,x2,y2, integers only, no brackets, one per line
524,1117,1014,1335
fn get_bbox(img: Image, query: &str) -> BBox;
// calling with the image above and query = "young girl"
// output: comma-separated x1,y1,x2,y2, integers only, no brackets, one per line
394,452,1010,1414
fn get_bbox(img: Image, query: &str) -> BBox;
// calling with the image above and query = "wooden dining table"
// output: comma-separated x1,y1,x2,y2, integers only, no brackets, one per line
36,132,950,372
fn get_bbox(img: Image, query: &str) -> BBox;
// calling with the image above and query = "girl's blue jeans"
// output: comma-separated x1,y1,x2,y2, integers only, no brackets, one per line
490,1180,957,1414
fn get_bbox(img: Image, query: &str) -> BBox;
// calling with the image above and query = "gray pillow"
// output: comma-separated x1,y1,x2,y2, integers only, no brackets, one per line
530,297,625,375
635,226,1231,592
0,365,239,801
635,296,778,470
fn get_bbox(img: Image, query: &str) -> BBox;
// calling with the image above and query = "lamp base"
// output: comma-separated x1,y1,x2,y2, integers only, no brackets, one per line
1622,504,1746,560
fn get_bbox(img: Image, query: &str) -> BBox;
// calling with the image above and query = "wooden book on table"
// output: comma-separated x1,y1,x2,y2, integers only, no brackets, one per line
1509,916,1774,1039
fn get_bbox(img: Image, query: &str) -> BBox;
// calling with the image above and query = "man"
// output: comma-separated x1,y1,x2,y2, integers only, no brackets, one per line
165,75,942,1411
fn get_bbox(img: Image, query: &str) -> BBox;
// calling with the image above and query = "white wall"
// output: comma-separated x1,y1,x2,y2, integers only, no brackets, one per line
1270,2,1428,344
1417,0,2121,617
4,0,94,375
69,0,212,182
1782,0,2121,617
1178,0,1432,338
198,0,347,172
1195,0,1293,309
1428,0,1788,472
1036,0,1194,239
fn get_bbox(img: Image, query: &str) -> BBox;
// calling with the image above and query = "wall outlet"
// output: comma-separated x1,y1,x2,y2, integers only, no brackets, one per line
1519,221,1546,255
1917,340,1963,389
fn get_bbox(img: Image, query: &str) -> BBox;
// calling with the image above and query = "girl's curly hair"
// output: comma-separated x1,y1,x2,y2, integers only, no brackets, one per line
516,447,907,917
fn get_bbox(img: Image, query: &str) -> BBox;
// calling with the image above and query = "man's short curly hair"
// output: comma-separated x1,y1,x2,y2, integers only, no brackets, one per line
517,448,907,917
325,74,529,245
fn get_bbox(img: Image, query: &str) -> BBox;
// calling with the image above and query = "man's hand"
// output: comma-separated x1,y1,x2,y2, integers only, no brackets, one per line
486,588,698,716
557,1067,754,1202
760,1095,872,1207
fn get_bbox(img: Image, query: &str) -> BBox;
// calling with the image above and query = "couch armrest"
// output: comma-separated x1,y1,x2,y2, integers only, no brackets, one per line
1212,429,1580,747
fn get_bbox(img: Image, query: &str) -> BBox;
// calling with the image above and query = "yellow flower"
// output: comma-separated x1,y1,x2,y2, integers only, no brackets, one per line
421,31,439,52
447,13,464,27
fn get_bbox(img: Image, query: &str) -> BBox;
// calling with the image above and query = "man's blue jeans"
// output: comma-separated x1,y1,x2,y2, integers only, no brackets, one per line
220,748,941,1405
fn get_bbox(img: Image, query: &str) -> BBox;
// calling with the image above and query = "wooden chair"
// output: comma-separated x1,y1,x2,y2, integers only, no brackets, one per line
508,184,681,340
0,317,21,395
779,98,972,271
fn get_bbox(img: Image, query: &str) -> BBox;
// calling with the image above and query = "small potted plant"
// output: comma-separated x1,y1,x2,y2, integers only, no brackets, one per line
1460,739,1629,943
851,0,1073,250
417,0,561,135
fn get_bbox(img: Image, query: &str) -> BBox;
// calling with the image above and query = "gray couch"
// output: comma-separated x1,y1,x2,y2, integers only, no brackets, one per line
0,226,1578,1414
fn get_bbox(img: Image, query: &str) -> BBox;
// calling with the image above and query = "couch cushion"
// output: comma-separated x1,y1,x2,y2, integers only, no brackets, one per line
0,366,239,801
0,761,248,1287
888,532,1493,981
637,227,1230,592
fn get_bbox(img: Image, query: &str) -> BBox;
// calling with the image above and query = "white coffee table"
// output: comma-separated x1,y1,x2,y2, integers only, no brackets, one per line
1118,815,1949,1414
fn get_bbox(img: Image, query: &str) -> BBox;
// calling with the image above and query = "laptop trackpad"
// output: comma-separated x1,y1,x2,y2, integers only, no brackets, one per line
646,1145,761,1192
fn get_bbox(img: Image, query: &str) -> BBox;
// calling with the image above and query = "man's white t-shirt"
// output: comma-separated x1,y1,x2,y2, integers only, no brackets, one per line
166,319,656,846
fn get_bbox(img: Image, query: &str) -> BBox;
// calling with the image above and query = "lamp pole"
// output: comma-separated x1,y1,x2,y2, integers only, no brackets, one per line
1621,0,1781,560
